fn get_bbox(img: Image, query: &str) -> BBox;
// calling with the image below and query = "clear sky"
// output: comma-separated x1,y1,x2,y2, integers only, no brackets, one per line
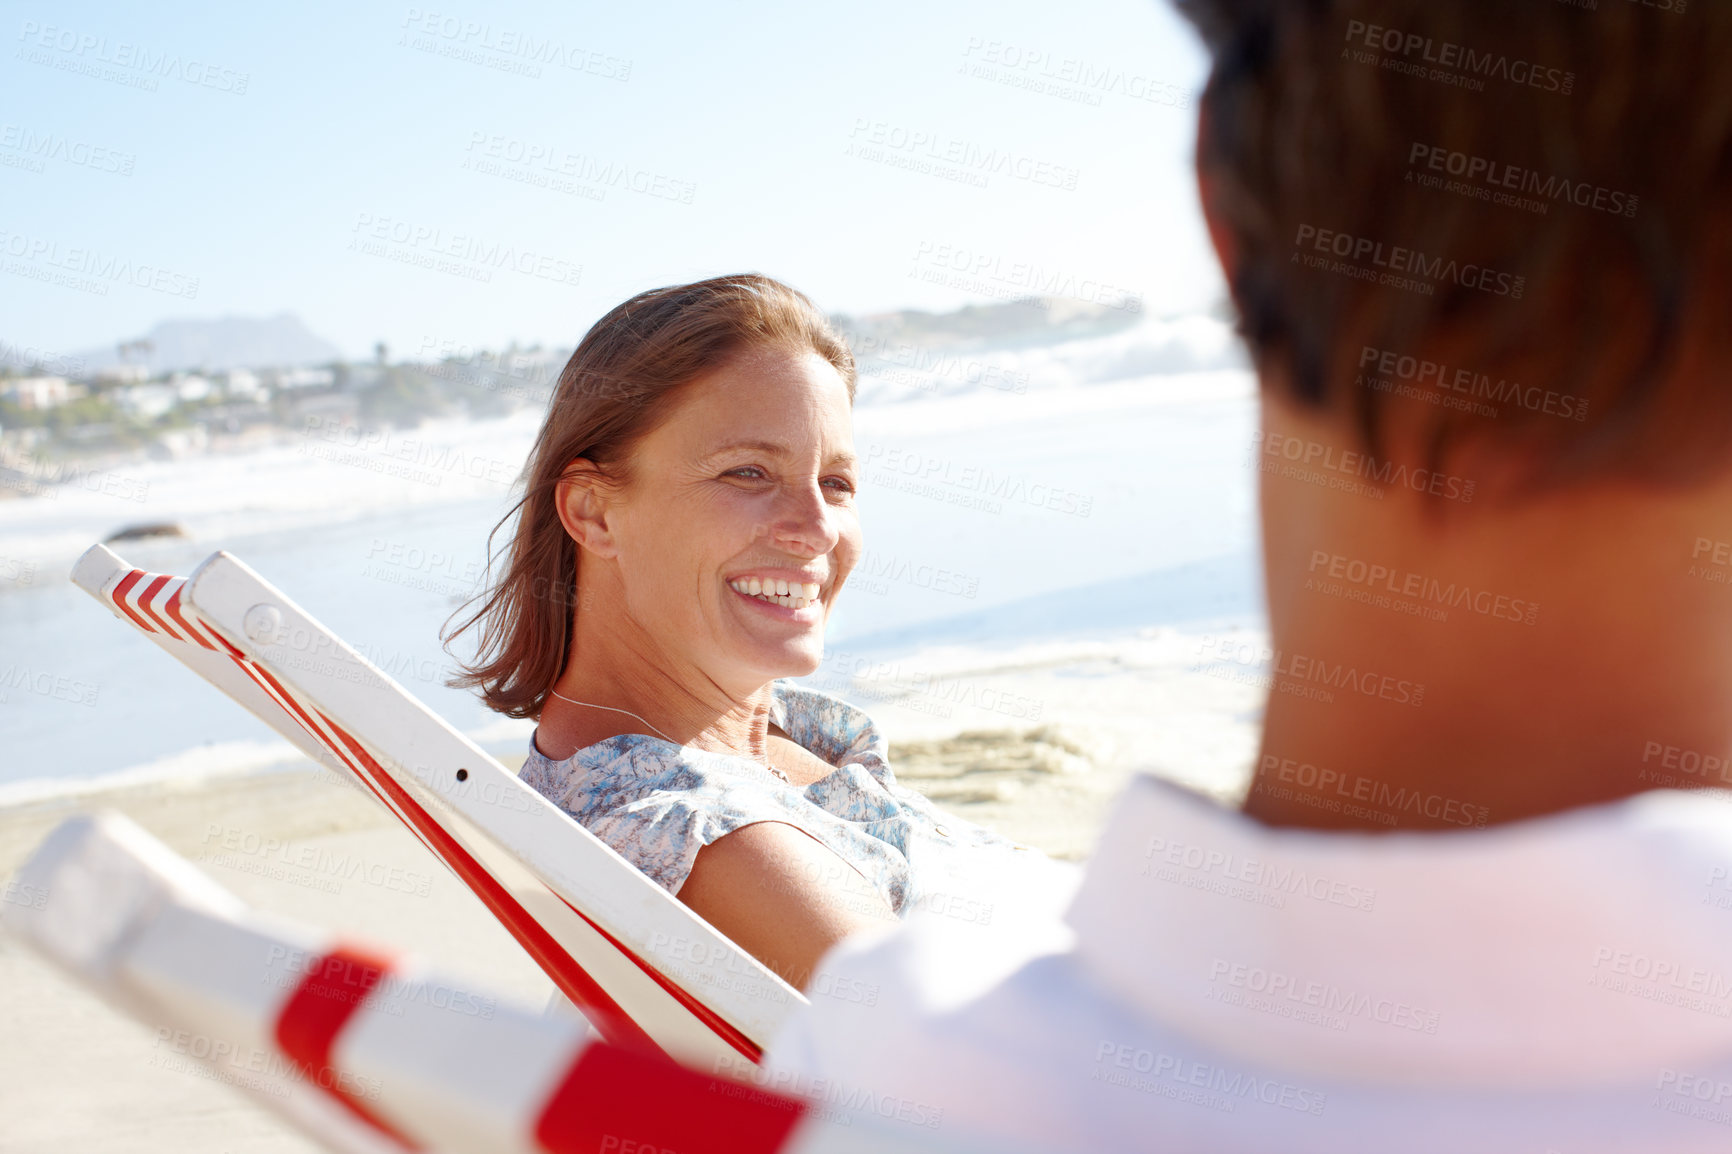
1,0,1219,361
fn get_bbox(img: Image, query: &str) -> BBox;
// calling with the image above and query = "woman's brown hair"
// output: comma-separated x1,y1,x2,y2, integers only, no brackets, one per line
443,273,856,718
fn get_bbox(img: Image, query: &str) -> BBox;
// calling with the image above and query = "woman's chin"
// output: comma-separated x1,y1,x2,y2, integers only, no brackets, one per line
724,593,828,670
729,637,825,685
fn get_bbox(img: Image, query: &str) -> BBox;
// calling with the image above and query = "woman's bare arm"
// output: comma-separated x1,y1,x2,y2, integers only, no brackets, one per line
677,821,898,990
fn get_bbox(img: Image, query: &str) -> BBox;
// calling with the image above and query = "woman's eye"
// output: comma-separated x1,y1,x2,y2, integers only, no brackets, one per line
822,476,856,495
726,466,768,481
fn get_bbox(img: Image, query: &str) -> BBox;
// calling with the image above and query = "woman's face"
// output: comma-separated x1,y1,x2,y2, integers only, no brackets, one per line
591,344,860,693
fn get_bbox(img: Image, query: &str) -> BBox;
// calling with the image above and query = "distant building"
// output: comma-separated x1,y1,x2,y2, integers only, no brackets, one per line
288,391,359,425
345,363,385,390
222,368,268,402
115,383,178,421
171,373,214,402
1,376,73,410
96,364,151,385
154,425,210,459
273,367,336,390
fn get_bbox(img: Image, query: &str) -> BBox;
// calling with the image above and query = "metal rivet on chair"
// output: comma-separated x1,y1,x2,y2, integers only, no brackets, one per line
242,603,282,645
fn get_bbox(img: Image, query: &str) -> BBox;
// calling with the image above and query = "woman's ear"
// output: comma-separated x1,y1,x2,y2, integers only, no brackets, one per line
554,459,621,558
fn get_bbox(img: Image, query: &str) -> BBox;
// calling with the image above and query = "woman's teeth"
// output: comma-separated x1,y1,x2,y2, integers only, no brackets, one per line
729,578,820,609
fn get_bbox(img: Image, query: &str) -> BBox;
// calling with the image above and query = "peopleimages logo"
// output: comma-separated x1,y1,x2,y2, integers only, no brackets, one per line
0,337,83,377
1406,142,1638,218
1254,755,1490,828
1207,958,1442,1034
15,21,251,94
1294,225,1524,299
300,413,519,486
850,549,980,599
0,665,100,707
1093,1042,1328,1115
1306,549,1541,626
462,132,696,205
958,39,1192,110
1142,833,1379,911
1589,947,1732,1005
1640,738,1732,788
910,240,1139,311
1250,430,1475,503
150,1028,382,1103
1342,20,1574,95
0,123,136,176
1194,633,1426,710
261,946,498,1020
847,118,1081,191
1357,346,1589,423
347,212,582,287
397,9,632,80
0,226,199,299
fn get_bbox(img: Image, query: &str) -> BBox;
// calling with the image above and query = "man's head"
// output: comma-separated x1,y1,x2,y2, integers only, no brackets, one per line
1174,2,1732,825
1178,0,1732,493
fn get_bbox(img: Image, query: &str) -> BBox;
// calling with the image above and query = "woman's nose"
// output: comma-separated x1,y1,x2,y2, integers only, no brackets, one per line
769,480,840,555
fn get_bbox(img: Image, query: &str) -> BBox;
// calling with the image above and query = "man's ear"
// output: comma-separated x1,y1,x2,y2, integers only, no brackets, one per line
1195,101,1239,278
554,459,620,558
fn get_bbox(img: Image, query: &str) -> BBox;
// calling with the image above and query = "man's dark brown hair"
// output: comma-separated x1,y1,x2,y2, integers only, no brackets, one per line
1175,0,1732,491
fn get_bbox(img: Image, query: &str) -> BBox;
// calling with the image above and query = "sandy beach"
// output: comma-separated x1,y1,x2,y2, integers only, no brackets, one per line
0,344,1263,1149
0,641,1260,1152
0,759,557,1153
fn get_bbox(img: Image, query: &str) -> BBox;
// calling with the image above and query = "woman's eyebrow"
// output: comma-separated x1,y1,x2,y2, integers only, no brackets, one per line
706,439,791,457
703,440,859,468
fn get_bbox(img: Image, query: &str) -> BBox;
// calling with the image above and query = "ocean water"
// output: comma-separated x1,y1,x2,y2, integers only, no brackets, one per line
0,329,1263,798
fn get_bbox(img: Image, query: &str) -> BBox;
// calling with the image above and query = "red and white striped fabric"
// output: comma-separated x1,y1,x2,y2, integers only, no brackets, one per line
2,811,834,1154
70,544,801,1070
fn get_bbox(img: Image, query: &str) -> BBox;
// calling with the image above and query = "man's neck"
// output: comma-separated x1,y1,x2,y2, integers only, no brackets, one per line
1244,396,1732,831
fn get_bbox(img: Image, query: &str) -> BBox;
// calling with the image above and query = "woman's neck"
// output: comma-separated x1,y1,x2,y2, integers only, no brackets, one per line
535,629,775,762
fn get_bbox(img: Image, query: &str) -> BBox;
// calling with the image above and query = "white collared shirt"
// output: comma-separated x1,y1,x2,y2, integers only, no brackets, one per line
763,774,1732,1152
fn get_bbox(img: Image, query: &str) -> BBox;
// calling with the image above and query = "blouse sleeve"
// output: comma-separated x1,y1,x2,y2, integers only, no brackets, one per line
525,738,866,896
579,782,743,893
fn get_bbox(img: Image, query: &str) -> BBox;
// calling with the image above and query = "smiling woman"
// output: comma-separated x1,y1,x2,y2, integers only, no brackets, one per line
446,274,1061,990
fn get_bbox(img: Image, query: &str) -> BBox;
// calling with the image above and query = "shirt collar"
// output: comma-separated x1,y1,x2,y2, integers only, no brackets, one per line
1067,774,1732,1089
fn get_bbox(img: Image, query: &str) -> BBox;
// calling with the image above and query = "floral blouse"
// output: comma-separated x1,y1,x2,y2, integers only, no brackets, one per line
521,681,1048,920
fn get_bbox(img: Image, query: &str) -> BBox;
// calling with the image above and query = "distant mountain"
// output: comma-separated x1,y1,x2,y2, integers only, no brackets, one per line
831,297,1144,357
62,314,345,376
834,297,1248,407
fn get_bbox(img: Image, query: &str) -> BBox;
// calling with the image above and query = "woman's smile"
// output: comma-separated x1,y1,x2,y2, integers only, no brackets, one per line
726,572,824,612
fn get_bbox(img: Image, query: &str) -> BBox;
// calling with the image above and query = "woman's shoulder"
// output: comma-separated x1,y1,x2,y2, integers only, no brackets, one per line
523,731,694,820
521,721,885,896
519,682,896,831
526,729,739,795
770,679,889,769
523,726,836,836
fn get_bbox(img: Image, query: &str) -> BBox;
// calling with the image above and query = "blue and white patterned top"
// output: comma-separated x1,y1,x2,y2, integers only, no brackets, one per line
521,681,1048,919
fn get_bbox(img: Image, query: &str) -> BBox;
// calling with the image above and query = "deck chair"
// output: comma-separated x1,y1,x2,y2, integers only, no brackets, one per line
71,542,802,1069
8,812,1011,1154
4,812,808,1154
